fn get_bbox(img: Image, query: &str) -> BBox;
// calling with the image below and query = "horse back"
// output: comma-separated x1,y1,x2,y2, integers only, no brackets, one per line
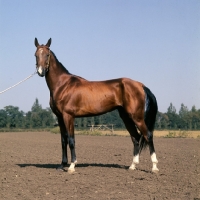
51,75,145,117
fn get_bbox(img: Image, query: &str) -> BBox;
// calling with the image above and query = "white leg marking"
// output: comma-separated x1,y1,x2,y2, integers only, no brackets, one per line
151,153,159,172
129,154,139,170
133,154,139,164
129,163,136,170
68,160,77,173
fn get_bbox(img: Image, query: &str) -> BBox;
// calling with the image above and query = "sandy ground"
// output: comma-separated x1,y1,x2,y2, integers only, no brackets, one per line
0,132,199,200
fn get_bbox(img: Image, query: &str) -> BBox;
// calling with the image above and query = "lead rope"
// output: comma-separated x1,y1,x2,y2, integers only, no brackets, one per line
0,70,37,94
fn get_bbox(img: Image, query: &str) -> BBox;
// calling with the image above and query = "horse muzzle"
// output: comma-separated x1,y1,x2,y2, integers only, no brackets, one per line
36,66,48,77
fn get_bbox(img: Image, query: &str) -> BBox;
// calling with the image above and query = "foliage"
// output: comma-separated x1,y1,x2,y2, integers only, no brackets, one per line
0,98,56,129
0,100,200,131
156,103,200,130
74,110,125,130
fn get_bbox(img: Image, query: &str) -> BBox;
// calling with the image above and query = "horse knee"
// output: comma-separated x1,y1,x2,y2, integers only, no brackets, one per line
61,134,68,146
68,137,75,149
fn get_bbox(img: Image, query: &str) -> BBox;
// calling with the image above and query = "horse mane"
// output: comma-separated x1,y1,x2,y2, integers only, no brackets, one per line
50,50,88,81
51,50,71,74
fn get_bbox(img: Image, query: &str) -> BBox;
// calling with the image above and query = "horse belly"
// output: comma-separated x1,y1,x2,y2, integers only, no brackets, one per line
74,91,121,117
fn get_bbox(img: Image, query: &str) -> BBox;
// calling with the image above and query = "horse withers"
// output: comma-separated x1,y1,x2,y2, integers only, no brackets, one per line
34,38,159,173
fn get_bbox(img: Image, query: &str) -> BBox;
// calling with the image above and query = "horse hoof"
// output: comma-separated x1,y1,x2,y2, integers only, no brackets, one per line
56,163,68,171
152,168,159,173
67,161,77,173
68,168,75,174
129,165,136,170
57,168,64,172
56,166,67,172
56,166,64,170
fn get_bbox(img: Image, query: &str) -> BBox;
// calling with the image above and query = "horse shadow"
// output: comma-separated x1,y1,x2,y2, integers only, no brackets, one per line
17,163,127,169
16,163,151,173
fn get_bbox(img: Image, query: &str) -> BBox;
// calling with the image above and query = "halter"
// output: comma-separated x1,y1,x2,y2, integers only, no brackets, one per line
46,49,51,70
36,47,51,74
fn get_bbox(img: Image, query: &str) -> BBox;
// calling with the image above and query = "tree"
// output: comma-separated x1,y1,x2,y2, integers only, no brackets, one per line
179,103,189,118
31,98,42,112
82,117,87,128
179,104,190,129
75,118,81,128
155,112,169,129
29,99,55,128
190,106,200,130
4,106,24,128
40,108,55,127
167,103,176,114
24,111,32,128
166,103,179,129
0,109,7,128
1,99,200,130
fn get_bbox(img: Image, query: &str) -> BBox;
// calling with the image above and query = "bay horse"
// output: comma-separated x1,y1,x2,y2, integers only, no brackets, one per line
34,38,159,173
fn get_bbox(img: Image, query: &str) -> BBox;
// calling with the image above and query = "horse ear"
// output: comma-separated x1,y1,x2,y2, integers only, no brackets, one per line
46,38,52,47
34,38,39,47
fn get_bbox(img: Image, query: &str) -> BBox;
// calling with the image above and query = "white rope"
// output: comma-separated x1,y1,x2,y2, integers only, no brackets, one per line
0,71,37,94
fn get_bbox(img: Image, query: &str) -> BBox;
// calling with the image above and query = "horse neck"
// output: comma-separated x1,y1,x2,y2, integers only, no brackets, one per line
45,53,70,92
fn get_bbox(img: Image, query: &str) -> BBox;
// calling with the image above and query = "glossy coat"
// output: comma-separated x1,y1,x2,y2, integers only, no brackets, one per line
34,38,158,171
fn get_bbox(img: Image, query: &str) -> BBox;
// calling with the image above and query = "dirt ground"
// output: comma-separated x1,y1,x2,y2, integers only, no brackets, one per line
0,132,199,200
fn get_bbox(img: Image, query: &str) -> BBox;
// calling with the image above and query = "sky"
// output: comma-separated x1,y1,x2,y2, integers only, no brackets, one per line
0,0,200,113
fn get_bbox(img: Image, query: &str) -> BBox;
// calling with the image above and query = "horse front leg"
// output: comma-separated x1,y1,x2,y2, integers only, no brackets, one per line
63,113,77,173
57,117,68,170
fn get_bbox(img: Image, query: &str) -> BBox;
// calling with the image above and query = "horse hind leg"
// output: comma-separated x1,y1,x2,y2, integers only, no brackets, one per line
118,108,141,170
136,121,159,172
149,139,159,172
134,119,159,173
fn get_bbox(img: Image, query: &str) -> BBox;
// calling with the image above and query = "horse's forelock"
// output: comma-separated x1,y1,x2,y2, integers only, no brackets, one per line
37,45,49,50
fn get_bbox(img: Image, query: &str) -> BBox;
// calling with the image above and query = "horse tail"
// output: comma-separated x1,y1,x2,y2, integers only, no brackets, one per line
139,86,158,153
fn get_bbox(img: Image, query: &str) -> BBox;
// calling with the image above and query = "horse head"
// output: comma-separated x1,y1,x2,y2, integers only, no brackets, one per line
34,38,52,77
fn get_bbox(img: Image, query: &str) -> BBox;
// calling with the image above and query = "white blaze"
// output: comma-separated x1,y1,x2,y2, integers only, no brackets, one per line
38,66,43,75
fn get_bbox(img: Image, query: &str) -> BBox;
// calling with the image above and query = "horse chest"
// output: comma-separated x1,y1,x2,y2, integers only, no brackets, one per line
51,95,72,114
